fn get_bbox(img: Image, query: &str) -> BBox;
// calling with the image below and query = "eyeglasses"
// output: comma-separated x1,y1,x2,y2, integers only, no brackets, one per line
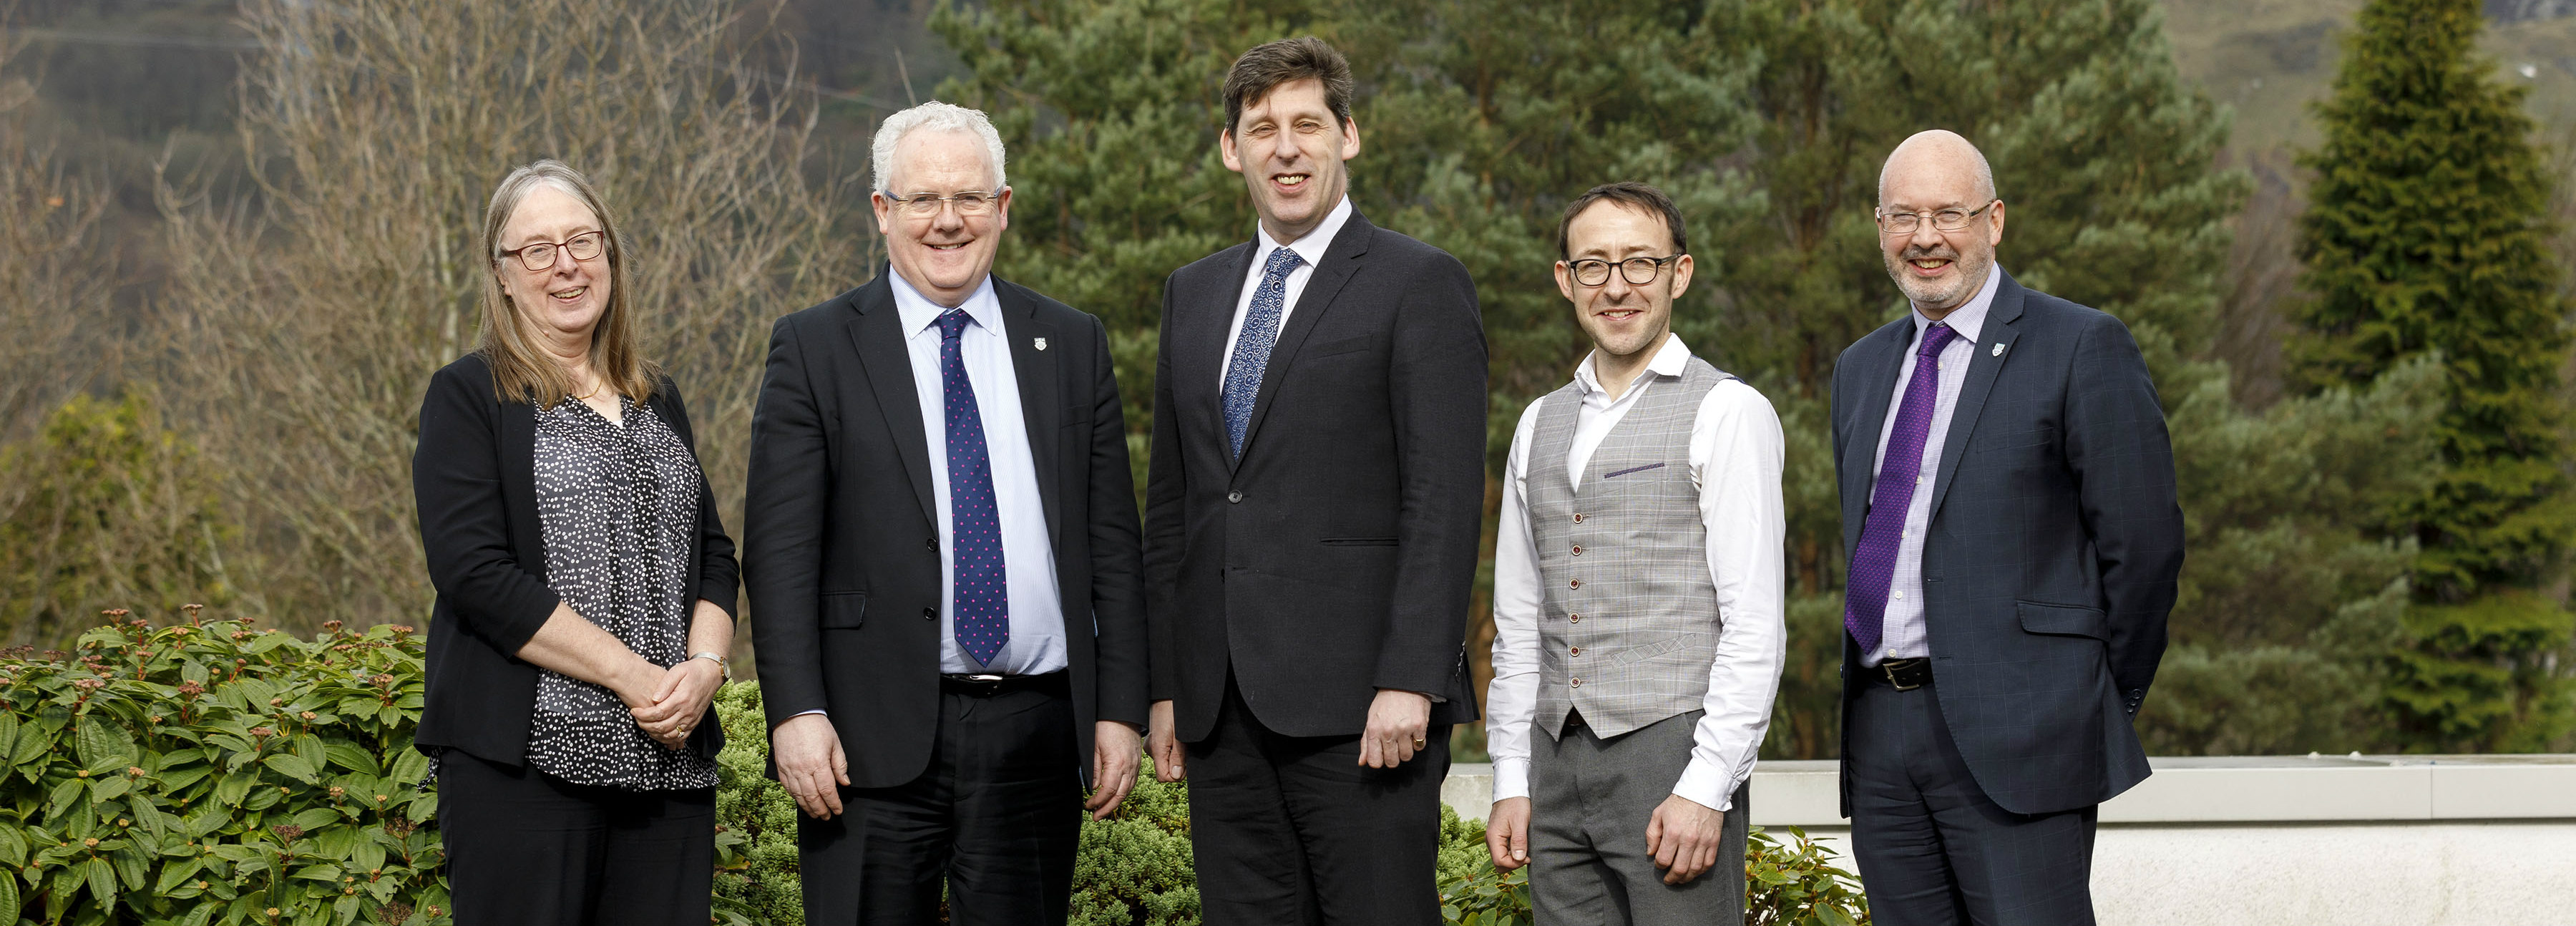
1565,254,1684,287
884,190,1000,218
498,230,605,272
1875,201,1996,235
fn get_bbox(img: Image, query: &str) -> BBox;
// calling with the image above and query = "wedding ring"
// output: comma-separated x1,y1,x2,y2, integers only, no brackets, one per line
1412,737,1426,748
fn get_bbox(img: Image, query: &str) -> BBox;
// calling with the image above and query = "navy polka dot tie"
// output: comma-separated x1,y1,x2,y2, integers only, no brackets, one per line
937,309,1008,667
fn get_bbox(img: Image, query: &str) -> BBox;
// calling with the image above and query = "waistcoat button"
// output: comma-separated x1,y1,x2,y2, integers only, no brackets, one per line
1569,613,1581,623
1569,645,1582,655
1571,545,1584,555
1568,579,1582,590
1570,678,1582,688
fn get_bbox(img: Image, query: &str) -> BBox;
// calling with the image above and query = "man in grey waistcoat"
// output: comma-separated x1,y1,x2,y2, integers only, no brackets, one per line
1483,181,1787,923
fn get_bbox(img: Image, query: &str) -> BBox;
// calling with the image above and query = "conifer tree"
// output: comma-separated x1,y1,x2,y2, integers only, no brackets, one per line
2293,0,2575,751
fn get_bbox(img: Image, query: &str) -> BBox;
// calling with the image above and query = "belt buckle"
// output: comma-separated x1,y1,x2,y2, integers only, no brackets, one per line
960,673,1005,683
1883,660,1922,692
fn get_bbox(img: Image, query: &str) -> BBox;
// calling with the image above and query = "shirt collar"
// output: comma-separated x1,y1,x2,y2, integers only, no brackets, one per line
1572,332,1693,398
889,267,1004,341
1255,195,1355,272
1910,263,2002,346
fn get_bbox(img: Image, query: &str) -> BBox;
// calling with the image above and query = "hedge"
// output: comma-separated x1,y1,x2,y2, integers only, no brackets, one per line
1,610,1868,925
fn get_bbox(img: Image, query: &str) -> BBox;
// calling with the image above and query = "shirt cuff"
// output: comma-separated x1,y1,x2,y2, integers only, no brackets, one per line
790,709,827,719
1493,756,1531,802
1670,757,1738,813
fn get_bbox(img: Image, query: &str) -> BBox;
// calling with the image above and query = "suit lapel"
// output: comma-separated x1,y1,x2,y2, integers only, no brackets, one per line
1232,212,1376,470
1840,317,1911,555
1924,270,2026,523
998,281,1064,543
847,277,937,525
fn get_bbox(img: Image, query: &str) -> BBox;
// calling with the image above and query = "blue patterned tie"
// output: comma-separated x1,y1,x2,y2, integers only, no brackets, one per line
1844,323,1960,655
1224,247,1304,458
937,309,1008,667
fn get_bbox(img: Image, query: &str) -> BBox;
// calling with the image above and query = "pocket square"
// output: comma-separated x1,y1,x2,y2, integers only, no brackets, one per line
1601,462,1669,479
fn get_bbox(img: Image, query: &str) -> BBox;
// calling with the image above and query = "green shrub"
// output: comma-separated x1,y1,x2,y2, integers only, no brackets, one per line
0,608,444,926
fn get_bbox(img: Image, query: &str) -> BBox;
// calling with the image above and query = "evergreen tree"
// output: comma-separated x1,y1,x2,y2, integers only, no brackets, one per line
2293,0,2576,751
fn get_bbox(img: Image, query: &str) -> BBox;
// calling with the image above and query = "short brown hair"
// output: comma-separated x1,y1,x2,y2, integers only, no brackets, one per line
1556,181,1689,260
1222,37,1354,137
476,160,659,409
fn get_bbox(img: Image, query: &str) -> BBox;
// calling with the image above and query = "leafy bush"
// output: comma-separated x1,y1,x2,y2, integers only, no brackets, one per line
0,608,444,926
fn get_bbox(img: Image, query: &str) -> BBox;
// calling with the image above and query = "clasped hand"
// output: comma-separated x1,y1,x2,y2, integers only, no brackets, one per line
622,658,723,750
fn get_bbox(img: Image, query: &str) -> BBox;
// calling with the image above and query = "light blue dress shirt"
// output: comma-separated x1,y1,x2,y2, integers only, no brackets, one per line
888,270,1068,676
1863,264,2002,666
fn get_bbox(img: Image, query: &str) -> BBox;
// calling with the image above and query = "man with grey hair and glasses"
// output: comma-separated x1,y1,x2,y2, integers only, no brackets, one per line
1830,129,2182,925
745,100,1149,925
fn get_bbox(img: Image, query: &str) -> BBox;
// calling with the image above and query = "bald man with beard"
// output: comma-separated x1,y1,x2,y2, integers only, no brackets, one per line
1828,130,2182,926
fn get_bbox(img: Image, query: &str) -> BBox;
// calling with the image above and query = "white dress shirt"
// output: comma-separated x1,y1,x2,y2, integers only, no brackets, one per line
1863,265,2001,666
1216,195,1355,386
1487,334,1787,812
889,270,1068,676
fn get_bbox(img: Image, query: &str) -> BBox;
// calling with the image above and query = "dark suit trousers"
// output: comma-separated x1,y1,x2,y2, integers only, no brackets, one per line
1186,673,1450,926
437,751,715,926
797,676,1081,926
1849,678,2097,926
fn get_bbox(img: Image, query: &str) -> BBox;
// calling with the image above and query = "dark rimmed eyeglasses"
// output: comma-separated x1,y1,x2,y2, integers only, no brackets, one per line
1564,254,1684,287
497,230,605,272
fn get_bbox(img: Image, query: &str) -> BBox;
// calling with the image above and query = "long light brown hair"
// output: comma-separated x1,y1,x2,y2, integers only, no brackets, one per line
475,160,658,408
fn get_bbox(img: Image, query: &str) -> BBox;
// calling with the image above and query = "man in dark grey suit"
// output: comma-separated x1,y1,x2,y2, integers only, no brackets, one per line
1140,36,1487,926
1829,130,2183,925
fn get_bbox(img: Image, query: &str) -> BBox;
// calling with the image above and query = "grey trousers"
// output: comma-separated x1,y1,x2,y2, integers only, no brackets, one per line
1848,678,2098,926
1530,710,1749,926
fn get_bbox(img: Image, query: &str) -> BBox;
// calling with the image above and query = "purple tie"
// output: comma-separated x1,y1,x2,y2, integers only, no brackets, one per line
1845,323,1961,656
937,309,1008,667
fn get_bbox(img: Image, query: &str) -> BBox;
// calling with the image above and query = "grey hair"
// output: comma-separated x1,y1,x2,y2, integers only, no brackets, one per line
871,101,1008,193
1878,129,1998,205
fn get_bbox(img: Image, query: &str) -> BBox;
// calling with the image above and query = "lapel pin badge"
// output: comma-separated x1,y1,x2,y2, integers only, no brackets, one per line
1033,337,1048,351
1991,341,2006,357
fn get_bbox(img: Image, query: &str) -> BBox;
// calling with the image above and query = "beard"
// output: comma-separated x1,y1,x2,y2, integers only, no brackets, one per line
1884,241,1992,311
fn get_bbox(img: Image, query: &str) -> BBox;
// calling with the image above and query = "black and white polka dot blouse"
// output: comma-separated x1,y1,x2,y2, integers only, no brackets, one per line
522,396,719,791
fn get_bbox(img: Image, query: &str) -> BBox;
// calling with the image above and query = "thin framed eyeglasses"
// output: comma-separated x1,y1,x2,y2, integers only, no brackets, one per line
1875,201,1996,235
1565,254,1684,287
498,230,605,272
884,190,1000,218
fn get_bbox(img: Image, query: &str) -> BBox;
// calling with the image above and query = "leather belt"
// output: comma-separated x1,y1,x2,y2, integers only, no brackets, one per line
1871,658,1933,691
939,671,1068,697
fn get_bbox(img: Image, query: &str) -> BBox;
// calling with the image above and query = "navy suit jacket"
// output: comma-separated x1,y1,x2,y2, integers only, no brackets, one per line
1829,269,2183,817
1143,210,1488,741
742,273,1148,791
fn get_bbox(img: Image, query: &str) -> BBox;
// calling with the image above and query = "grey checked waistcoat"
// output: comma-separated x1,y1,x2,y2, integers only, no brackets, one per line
1528,355,1736,741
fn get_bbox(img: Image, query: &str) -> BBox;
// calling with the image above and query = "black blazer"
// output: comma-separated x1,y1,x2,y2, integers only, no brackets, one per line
412,352,738,767
1829,270,2184,817
742,273,1148,789
1144,210,1488,742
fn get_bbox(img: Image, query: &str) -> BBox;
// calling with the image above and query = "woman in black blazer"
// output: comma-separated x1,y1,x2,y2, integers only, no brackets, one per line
412,160,738,926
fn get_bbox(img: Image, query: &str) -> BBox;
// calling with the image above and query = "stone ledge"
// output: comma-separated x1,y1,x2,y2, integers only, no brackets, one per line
1443,754,2576,825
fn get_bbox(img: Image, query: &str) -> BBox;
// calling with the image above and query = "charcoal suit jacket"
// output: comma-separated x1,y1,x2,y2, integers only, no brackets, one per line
1829,269,2184,817
1144,210,1488,741
742,271,1148,789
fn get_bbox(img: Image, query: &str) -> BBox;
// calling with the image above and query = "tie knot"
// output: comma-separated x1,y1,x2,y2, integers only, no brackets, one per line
1262,245,1304,281
937,308,973,341
1918,323,1960,357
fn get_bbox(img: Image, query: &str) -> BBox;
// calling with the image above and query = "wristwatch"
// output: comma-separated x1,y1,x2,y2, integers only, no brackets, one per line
688,651,730,681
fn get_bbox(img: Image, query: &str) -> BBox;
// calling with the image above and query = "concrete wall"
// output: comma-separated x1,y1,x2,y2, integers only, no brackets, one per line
1443,754,2576,926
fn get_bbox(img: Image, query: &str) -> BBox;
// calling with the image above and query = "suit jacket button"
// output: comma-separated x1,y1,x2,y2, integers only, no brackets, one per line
1227,490,1244,503
925,537,937,550
1568,579,1582,590
922,607,937,620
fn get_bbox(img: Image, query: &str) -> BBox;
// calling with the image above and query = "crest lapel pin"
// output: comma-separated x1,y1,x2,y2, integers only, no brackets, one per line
1034,337,1048,351
1991,341,2006,357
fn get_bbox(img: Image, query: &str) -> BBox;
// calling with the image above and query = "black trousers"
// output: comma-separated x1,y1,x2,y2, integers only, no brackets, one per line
1848,678,2098,926
1186,673,1450,926
797,676,1081,926
436,750,715,926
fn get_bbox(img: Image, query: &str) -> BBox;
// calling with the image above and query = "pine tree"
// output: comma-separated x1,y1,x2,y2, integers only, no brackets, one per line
2293,0,2576,751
